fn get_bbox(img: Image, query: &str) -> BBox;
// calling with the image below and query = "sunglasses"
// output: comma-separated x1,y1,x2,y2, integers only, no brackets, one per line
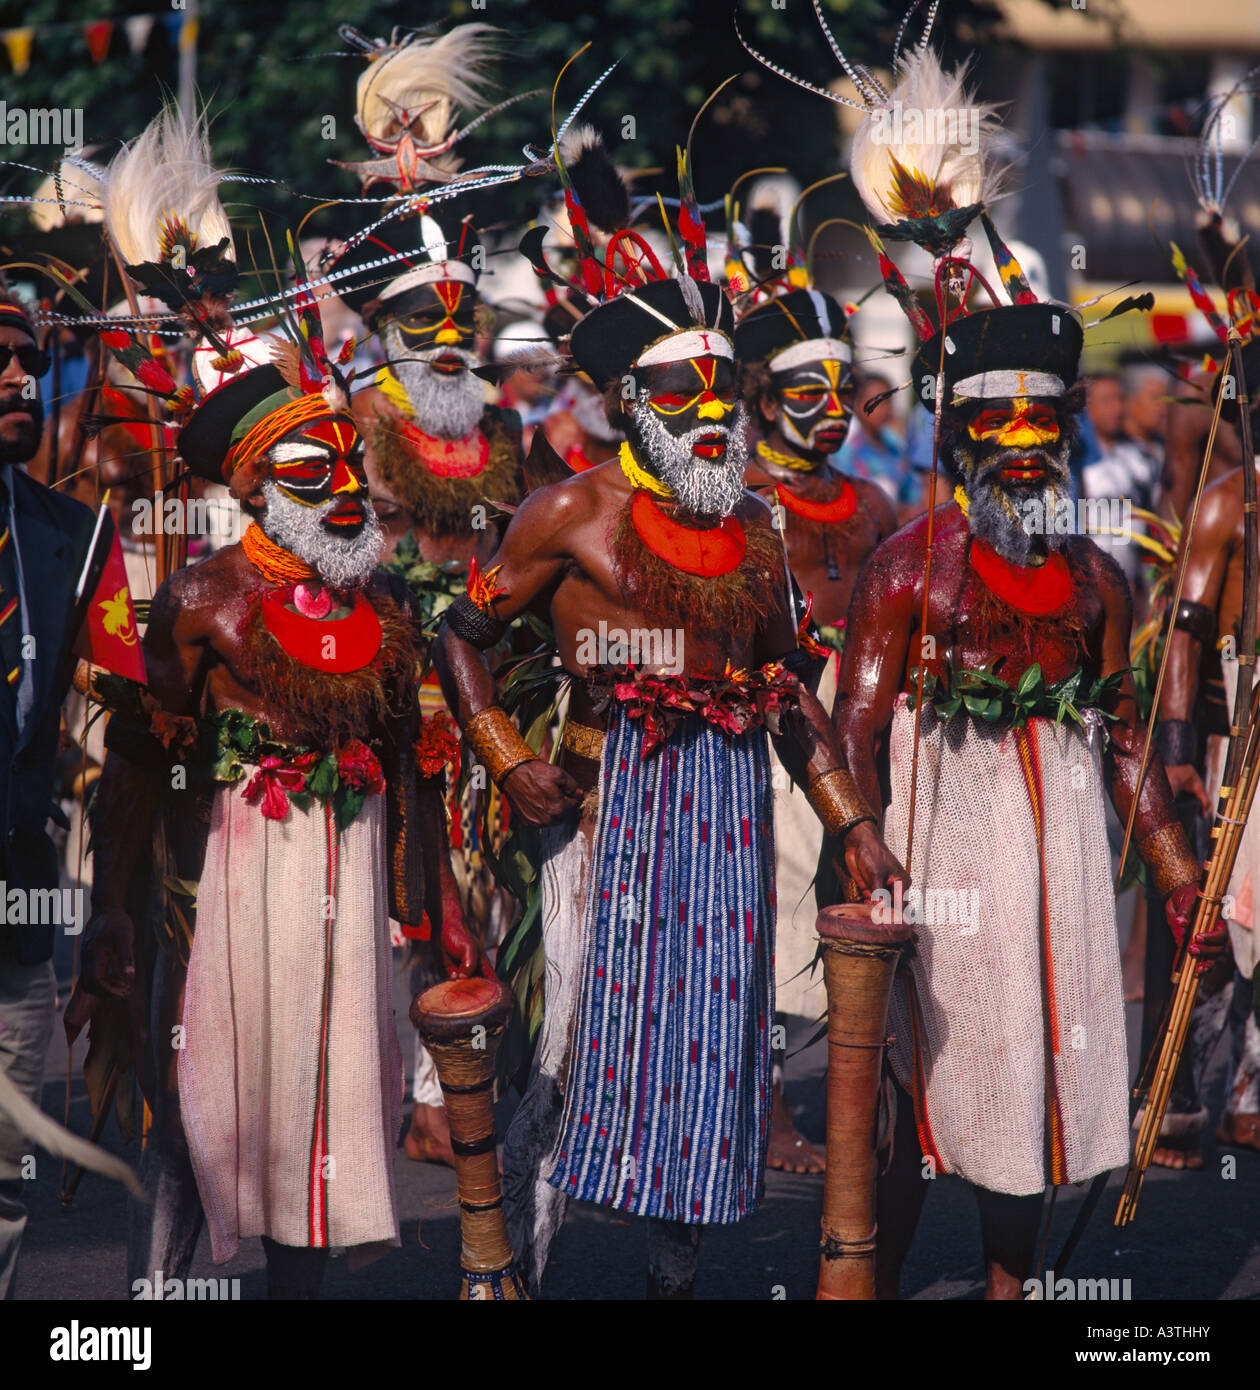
0,343,50,378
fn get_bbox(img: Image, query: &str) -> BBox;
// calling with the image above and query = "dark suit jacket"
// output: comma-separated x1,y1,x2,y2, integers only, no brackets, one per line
0,468,97,965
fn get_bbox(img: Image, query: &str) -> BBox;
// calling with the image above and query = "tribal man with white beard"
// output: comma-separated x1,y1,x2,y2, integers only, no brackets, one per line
333,211,522,577
331,212,524,1167
434,171,907,1295
79,335,487,1298
837,298,1225,1299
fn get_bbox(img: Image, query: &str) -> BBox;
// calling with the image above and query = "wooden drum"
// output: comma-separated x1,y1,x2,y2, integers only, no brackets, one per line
814,901,912,1301
411,976,528,1301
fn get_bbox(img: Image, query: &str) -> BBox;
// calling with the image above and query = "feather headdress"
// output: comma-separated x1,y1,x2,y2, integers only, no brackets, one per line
334,24,516,193
739,0,1000,256
102,104,236,306
1168,73,1260,411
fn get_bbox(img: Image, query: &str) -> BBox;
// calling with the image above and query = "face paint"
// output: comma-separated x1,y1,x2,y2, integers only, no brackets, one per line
391,281,477,362
773,357,853,454
630,360,748,520
260,481,385,592
269,414,368,533
641,356,738,461
967,400,1056,453
952,396,1074,564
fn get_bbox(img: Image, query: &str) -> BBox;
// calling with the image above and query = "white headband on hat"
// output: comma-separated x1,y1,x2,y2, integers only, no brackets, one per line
634,328,734,368
952,369,1065,400
379,259,476,301
770,338,852,374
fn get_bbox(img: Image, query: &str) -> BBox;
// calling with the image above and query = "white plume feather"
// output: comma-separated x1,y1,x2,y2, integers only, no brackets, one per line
103,105,233,268
356,23,499,148
849,47,1002,228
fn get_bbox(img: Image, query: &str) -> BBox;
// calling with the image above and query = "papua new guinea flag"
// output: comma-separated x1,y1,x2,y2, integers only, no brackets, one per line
76,505,146,684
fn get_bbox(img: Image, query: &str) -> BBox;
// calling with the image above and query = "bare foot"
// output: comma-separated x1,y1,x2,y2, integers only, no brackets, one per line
404,1102,455,1166
767,1086,824,1173
1216,1114,1260,1153
1150,1135,1204,1170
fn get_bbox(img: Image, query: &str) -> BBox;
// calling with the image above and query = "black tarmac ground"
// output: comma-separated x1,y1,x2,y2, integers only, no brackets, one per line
11,909,1260,1305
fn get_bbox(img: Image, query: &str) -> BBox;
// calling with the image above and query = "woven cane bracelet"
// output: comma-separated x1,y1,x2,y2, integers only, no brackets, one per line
463,706,538,787
1137,822,1202,898
1156,718,1200,769
807,768,876,837
445,594,508,650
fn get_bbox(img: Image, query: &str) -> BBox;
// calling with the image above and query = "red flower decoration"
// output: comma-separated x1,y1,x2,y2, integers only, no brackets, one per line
242,755,310,820
414,711,460,778
337,739,385,794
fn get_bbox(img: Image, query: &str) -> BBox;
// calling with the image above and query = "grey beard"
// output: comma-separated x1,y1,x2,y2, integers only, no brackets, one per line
385,329,484,440
260,481,384,591
958,444,1073,565
630,398,748,518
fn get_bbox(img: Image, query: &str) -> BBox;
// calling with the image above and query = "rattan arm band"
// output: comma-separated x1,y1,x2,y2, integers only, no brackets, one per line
463,706,538,787
808,767,876,837
1138,822,1202,898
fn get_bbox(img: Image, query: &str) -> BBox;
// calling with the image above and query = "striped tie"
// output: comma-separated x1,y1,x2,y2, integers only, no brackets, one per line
0,485,23,705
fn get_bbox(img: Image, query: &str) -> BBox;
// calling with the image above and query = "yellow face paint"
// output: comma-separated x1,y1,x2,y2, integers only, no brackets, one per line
967,396,1061,449
646,357,736,419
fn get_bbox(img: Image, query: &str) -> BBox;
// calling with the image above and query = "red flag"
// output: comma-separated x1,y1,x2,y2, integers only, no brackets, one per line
84,525,146,683
84,20,113,64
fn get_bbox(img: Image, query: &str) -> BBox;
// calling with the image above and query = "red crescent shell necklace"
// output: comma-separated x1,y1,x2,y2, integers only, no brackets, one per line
261,586,384,672
399,420,489,478
968,537,1073,616
774,477,857,524
630,491,748,577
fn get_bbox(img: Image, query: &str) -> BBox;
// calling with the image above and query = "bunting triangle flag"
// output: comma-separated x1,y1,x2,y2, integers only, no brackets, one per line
123,15,155,56
2,28,34,76
75,506,146,684
84,20,113,64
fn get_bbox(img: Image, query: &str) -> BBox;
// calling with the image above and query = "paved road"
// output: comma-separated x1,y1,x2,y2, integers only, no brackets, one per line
13,922,1260,1304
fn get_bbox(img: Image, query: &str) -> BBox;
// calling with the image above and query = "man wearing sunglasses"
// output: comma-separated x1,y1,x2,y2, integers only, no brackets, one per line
0,291,100,1296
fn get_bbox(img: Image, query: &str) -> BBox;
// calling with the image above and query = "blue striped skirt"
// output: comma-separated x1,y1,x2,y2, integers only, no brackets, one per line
546,703,776,1223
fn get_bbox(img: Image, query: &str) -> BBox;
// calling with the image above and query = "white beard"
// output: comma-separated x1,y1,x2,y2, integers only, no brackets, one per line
260,481,384,591
630,398,749,518
385,327,484,441
958,442,1074,565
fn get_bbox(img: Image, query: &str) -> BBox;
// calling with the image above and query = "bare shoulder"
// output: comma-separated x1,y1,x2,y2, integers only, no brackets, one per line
152,543,252,637
499,460,619,554
1195,467,1249,546
1069,535,1130,610
851,475,898,536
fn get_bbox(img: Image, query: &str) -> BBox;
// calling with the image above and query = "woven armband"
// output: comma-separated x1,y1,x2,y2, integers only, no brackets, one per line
1173,599,1216,648
444,594,507,650
1156,718,1200,769
1137,822,1202,898
807,768,875,836
464,706,538,787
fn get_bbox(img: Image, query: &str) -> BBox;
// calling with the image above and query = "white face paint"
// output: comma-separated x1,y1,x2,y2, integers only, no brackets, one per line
630,396,749,518
772,357,853,454
384,325,484,441
260,480,385,591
